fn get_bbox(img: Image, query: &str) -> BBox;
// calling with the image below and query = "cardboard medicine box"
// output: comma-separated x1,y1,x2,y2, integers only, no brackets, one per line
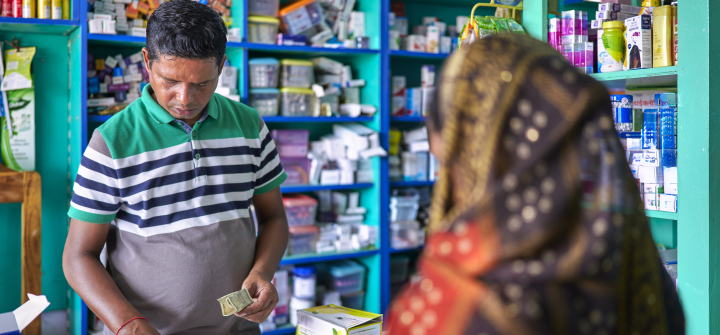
296,304,382,335
624,15,652,70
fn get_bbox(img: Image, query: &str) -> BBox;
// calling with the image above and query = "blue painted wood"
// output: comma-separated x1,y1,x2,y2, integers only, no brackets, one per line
88,115,375,123
261,325,296,335
280,183,374,193
0,17,78,25
390,246,424,254
390,116,426,123
263,116,374,123
241,42,380,54
390,181,435,187
389,50,449,59
279,249,379,266
380,0,391,313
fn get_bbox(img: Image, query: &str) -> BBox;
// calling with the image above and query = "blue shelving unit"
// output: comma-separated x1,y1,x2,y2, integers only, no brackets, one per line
261,325,297,335
390,180,435,188
390,116,427,122
89,114,375,123
389,50,450,59
241,42,380,55
390,246,424,254
279,249,379,266
280,183,374,194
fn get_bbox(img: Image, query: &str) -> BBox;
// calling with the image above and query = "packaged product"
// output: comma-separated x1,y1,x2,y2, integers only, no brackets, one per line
1,88,35,171
458,16,493,48
624,15,652,70
296,305,382,335
599,21,625,73
652,5,674,67
1,47,36,91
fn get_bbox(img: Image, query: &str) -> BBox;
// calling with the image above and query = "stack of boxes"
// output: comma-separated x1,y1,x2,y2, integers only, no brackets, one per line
391,65,435,117
389,126,439,183
388,2,455,54
592,3,652,30
272,124,385,187
88,0,237,38
86,51,148,111
316,190,378,253
274,0,369,48
621,92,678,212
549,10,594,74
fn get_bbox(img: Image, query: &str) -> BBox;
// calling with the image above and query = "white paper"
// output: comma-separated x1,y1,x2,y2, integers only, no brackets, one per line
13,294,50,331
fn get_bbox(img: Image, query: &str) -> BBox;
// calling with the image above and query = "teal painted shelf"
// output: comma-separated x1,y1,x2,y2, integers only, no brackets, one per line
646,209,679,221
0,18,79,34
590,67,678,90
279,249,379,266
590,67,678,82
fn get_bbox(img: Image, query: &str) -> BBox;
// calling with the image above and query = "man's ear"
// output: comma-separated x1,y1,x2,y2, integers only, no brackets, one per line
142,47,152,70
218,54,228,75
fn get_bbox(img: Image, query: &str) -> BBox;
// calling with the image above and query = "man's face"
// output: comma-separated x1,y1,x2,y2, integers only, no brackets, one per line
142,48,226,122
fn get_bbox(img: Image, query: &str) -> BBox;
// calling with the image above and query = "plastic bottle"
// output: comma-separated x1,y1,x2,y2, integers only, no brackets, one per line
653,5,674,68
293,265,316,300
673,6,678,65
599,21,625,73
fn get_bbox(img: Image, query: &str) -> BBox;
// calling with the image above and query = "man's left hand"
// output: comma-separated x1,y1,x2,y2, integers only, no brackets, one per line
235,270,278,323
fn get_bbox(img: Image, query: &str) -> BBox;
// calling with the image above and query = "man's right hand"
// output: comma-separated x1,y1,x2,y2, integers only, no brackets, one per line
117,319,161,335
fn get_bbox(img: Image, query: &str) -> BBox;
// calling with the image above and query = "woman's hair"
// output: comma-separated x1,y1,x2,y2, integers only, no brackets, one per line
427,80,445,131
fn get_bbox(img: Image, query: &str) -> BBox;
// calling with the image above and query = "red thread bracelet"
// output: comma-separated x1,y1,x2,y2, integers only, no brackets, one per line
116,317,148,335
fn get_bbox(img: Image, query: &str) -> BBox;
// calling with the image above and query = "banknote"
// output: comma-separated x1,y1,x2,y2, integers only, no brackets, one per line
217,288,254,316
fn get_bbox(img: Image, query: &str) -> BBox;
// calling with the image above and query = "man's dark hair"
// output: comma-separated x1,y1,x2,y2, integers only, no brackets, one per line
146,0,227,68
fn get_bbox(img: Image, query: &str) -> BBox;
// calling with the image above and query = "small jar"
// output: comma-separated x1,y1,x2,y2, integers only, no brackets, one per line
599,21,625,73
293,265,316,300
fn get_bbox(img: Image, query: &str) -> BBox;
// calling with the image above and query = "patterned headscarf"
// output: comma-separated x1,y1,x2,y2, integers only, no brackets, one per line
386,34,684,335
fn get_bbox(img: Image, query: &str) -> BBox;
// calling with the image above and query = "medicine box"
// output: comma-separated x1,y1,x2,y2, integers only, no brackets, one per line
426,25,440,53
643,183,662,194
644,193,659,210
296,305,382,335
406,87,422,116
624,15,652,70
659,194,677,212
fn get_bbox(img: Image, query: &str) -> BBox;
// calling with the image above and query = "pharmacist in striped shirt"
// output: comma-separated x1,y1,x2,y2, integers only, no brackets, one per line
62,1,289,334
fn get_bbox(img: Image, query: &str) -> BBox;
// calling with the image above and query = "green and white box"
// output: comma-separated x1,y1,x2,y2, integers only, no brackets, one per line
1,88,35,171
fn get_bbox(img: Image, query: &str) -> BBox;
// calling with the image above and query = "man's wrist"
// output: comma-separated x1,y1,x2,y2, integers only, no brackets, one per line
248,268,273,282
116,316,148,335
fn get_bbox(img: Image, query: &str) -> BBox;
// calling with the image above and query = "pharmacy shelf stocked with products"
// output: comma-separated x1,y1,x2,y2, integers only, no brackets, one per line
2,0,719,334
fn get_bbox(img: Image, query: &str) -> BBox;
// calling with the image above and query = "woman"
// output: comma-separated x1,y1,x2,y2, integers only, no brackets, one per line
386,34,684,335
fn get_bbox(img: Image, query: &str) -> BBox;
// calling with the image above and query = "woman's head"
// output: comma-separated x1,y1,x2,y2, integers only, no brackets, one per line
426,34,609,232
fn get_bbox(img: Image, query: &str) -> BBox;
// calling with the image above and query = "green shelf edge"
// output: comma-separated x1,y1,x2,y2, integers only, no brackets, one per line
645,209,679,221
589,66,678,82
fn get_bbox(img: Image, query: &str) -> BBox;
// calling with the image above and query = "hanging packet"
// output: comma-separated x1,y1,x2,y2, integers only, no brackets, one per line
1,88,35,171
503,18,525,34
458,16,494,49
1,47,36,91
489,17,511,33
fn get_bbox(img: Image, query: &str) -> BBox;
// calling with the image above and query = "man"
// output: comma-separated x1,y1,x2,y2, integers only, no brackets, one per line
62,1,289,333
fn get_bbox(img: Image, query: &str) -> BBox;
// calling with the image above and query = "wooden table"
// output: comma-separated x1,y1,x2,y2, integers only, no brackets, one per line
0,164,42,335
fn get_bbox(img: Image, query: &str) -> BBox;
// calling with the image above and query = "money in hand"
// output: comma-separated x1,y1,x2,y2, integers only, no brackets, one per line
217,288,254,316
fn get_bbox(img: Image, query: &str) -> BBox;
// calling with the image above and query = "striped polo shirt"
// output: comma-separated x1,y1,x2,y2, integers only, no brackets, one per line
68,84,286,334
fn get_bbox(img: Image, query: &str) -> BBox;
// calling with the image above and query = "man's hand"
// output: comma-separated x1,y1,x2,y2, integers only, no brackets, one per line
117,319,160,335
235,270,279,323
